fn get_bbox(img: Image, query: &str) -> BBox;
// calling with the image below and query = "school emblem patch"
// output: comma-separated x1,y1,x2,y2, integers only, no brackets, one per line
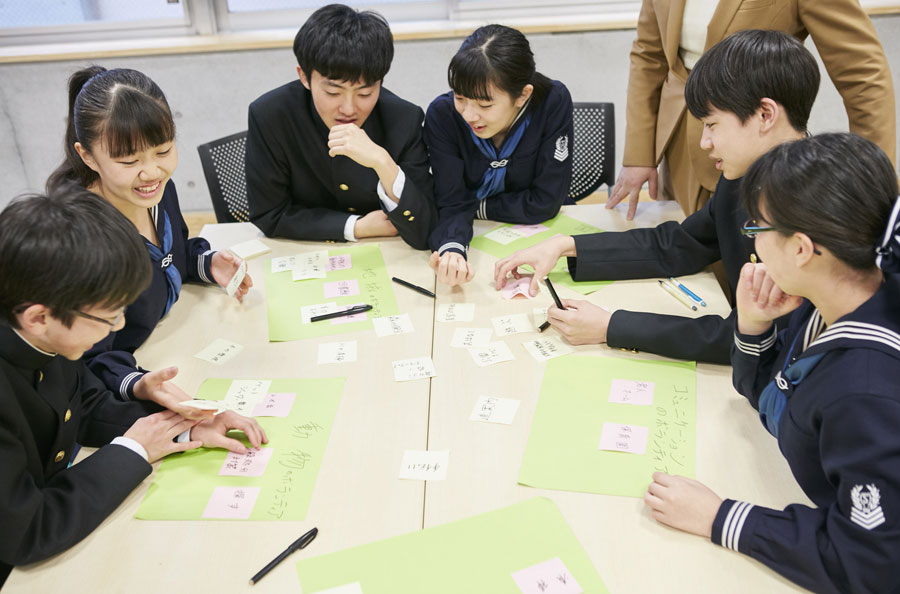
554,135,569,162
850,484,886,530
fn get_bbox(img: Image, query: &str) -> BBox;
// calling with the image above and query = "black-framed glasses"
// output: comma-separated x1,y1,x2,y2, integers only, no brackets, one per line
740,219,780,238
75,308,126,327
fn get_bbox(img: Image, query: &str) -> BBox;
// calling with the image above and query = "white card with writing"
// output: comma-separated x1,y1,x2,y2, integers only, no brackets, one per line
228,238,270,260
181,399,227,415
224,259,247,298
436,302,475,322
450,327,493,348
598,422,649,455
201,486,261,520
511,557,583,594
222,379,271,416
292,250,328,280
218,447,274,477
608,379,655,406
193,338,243,365
468,341,515,367
301,302,339,324
392,356,436,382
317,341,358,364
533,306,549,327
399,449,449,480
470,396,520,425
271,255,297,273
522,337,574,362
484,225,525,245
313,584,364,594
491,313,533,336
372,314,415,337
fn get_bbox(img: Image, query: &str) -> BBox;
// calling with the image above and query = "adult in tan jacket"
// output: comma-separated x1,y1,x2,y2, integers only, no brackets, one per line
608,0,896,219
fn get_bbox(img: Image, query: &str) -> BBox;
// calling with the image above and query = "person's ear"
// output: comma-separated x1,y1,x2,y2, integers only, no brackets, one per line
74,142,100,173
757,98,779,132
16,304,52,337
297,66,311,90
515,84,534,108
792,232,818,267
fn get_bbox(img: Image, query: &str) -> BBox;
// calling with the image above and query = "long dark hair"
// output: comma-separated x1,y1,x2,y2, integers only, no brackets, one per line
448,24,552,106
47,66,176,191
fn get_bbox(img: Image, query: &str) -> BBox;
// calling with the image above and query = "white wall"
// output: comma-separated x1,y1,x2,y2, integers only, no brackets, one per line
2,15,900,211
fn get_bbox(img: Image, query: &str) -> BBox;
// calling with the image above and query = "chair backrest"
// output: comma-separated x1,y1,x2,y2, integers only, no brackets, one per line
197,130,250,223
568,102,615,201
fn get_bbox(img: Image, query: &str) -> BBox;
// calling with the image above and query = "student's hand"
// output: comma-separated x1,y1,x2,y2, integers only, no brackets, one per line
547,299,611,345
189,411,268,454
430,251,475,287
328,124,388,169
123,410,202,463
644,472,722,538
494,235,576,296
735,262,802,335
210,250,253,302
133,367,214,421
608,166,658,221
354,210,398,239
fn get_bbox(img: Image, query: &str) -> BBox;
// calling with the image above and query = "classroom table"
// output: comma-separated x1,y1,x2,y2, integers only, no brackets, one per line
4,203,810,593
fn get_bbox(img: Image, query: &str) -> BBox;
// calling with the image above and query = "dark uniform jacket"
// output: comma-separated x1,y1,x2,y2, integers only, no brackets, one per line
718,275,900,594
424,80,574,256
84,181,215,399
0,325,159,584
246,81,435,249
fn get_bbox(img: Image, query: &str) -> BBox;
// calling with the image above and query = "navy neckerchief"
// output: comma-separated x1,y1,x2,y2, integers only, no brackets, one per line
145,206,182,316
470,99,532,200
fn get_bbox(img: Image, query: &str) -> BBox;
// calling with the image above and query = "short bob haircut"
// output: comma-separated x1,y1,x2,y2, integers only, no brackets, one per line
47,66,176,191
685,29,820,133
293,3,393,86
741,132,898,272
0,183,151,328
448,24,552,106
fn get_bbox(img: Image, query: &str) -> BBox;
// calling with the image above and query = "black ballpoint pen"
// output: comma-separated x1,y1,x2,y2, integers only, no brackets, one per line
250,527,318,585
539,277,566,332
392,276,435,298
310,304,372,322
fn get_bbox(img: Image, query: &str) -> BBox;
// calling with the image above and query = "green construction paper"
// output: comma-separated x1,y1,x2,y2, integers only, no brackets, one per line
470,215,611,295
519,356,696,498
136,377,343,521
265,244,399,342
295,498,609,594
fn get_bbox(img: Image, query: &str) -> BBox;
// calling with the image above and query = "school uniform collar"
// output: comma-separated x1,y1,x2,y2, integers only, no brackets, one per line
0,325,56,371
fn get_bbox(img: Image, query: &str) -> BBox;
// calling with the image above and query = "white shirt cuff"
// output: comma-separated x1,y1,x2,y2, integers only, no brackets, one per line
175,429,193,443
376,168,406,211
111,436,148,461
343,215,361,242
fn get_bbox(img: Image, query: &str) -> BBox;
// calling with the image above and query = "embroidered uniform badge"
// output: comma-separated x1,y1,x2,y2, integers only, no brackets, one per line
850,484,886,530
554,135,569,162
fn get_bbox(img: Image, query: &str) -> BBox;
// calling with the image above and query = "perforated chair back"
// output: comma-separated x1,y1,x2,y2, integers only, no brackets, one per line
568,102,616,201
197,131,250,223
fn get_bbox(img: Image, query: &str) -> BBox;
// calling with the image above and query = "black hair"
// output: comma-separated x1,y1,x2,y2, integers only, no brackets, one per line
47,66,176,191
0,183,151,328
685,29,819,132
293,4,393,86
448,24,552,106
741,133,898,271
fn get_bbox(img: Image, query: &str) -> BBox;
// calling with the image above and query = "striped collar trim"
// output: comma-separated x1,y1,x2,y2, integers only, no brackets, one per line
802,309,826,351
810,320,900,355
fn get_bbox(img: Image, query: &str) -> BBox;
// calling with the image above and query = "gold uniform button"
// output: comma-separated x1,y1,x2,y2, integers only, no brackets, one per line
408,216,415,222
38,371,43,382
339,184,349,191
54,450,65,463
750,253,758,263
347,207,356,213
64,409,72,423
403,210,411,216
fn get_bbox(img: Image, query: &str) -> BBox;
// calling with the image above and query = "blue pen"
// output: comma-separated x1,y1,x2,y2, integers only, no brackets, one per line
668,277,707,307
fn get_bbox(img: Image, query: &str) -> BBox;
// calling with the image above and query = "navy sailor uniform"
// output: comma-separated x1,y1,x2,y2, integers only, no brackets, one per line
718,274,900,594
84,180,215,399
424,80,574,257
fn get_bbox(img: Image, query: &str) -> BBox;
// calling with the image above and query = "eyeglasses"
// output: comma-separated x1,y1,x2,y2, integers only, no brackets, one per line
75,308,126,327
740,219,780,238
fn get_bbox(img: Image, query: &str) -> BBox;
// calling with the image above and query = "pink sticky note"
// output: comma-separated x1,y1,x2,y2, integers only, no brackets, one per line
251,393,296,417
218,447,274,477
598,422,649,455
608,379,654,406
327,254,352,271
502,276,535,300
331,303,368,325
323,279,360,298
201,486,261,519
509,223,549,238
512,557,583,594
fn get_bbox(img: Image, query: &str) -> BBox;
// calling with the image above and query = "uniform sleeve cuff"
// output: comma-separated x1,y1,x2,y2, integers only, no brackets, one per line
476,199,489,220
119,371,145,400
712,499,756,552
344,215,361,242
733,325,778,357
197,249,215,284
437,242,467,259
111,436,148,462
376,168,406,211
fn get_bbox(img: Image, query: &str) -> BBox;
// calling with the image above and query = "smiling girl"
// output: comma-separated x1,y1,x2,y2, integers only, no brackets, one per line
424,25,574,286
47,66,252,413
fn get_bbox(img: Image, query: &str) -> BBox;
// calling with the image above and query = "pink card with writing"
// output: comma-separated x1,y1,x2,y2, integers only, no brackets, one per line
201,486,261,519
327,254,352,271
512,557,583,594
502,276,535,300
218,447,274,477
509,223,549,238
251,392,296,417
323,279,360,298
597,422,649,455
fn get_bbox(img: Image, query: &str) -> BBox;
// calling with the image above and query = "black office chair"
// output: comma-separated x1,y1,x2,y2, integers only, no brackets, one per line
197,130,250,223
568,102,616,201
